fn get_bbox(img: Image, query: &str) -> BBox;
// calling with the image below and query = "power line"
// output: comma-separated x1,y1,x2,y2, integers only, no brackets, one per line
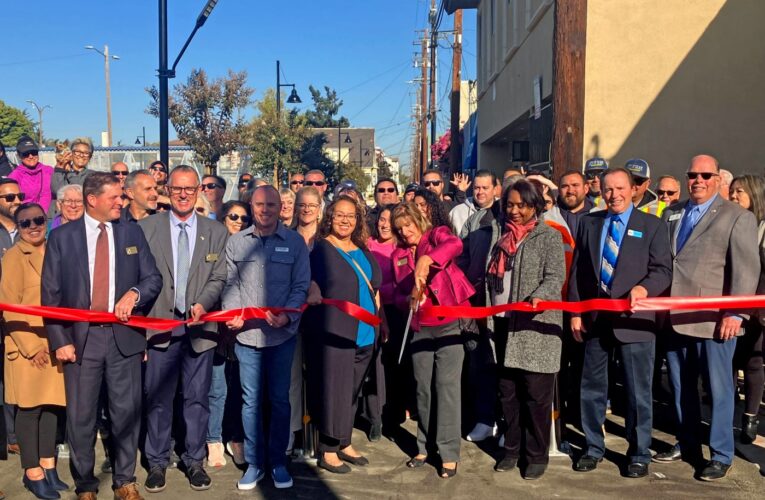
349,64,409,121
337,61,410,95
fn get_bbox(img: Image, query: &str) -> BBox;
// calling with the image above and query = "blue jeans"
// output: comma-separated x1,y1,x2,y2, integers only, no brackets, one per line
207,353,227,443
235,336,296,468
665,333,737,464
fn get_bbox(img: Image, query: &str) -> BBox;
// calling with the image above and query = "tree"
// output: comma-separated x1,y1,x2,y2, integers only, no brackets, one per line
0,100,36,146
300,132,335,179
377,157,393,180
146,68,253,174
303,85,350,128
334,160,370,194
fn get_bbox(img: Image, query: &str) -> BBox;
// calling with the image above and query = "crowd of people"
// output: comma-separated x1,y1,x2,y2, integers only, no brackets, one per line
0,133,762,499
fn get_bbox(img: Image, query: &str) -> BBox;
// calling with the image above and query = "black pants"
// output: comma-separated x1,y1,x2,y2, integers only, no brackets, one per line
16,406,58,469
733,319,765,415
380,305,416,428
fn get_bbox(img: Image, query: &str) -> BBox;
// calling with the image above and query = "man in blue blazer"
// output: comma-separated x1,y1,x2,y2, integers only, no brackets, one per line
568,167,672,478
42,172,162,499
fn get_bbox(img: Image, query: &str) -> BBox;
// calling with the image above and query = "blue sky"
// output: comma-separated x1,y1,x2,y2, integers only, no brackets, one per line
2,0,476,171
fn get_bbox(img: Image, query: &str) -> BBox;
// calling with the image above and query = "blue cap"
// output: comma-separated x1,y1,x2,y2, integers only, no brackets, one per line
584,157,608,172
624,158,651,179
334,179,358,197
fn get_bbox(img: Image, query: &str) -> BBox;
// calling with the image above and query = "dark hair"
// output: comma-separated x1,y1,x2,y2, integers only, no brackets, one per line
203,174,227,190
474,169,497,185
371,203,398,240
602,167,636,188
559,169,585,184
238,173,252,184
502,179,546,216
83,172,120,199
413,188,454,233
731,174,765,223
422,168,443,181
375,177,398,193
149,160,166,171
0,178,19,187
13,202,45,224
221,200,251,217
319,195,370,249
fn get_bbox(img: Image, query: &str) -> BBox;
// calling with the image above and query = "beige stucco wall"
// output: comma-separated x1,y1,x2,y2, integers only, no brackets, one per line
583,0,765,177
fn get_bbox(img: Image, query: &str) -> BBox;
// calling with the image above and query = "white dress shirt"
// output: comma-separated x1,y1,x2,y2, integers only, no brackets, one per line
84,211,116,312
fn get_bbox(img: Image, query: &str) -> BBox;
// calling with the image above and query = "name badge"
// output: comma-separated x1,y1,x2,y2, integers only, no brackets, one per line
627,230,643,238
397,258,408,267
668,213,682,221
125,246,138,255
275,247,290,253
205,253,218,262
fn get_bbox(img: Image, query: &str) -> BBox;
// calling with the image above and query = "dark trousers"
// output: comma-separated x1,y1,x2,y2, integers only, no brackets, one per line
380,305,416,428
144,336,214,469
318,345,373,454
733,319,765,415
581,334,655,464
467,330,497,427
410,322,464,463
499,369,555,464
16,405,58,469
64,326,142,493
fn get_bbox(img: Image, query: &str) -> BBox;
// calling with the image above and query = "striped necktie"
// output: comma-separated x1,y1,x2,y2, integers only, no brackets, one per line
600,217,622,294
175,222,189,313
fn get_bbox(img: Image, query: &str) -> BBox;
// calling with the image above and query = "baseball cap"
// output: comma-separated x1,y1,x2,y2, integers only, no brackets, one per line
525,163,552,179
334,179,358,197
404,183,419,194
624,158,651,179
584,157,608,173
16,135,39,155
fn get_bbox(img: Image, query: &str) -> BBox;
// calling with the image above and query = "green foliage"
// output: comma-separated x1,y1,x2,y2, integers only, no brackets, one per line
303,85,350,128
146,69,253,171
377,157,393,180
335,161,369,194
0,100,36,146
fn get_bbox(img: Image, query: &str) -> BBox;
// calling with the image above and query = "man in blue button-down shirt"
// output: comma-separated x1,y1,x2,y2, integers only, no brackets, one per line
222,185,310,490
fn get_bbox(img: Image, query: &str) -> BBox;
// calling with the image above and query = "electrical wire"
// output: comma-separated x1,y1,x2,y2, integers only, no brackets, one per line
337,61,410,95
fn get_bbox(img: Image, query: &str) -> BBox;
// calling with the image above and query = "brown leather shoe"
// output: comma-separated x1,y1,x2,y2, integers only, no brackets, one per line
7,443,20,455
78,493,98,500
114,482,143,500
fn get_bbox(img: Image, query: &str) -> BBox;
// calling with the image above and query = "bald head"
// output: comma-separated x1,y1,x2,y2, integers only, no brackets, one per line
690,154,720,173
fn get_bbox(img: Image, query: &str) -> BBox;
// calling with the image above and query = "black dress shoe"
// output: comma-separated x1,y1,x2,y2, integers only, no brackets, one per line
652,446,681,463
145,466,167,493
43,468,69,491
317,457,351,474
699,460,732,481
494,455,518,472
23,475,60,499
573,455,602,472
741,414,759,445
369,423,382,442
187,464,212,491
523,463,547,480
625,462,648,478
337,450,369,466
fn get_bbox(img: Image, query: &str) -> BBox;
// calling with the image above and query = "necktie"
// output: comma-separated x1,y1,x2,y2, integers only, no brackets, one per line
91,223,110,311
175,222,189,313
600,217,622,294
676,206,699,253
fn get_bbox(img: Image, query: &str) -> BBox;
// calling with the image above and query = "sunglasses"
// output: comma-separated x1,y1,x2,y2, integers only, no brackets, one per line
656,189,678,196
290,180,305,186
19,215,46,229
157,202,171,211
149,166,167,173
686,172,719,181
112,170,128,177
201,183,221,191
585,172,601,180
0,193,25,203
304,180,325,187
226,213,252,224
20,151,39,158
422,180,442,187
377,187,396,193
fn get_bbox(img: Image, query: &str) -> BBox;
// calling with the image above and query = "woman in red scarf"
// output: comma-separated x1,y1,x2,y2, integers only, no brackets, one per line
488,179,566,480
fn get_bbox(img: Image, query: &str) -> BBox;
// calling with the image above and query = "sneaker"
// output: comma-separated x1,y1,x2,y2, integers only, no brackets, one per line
272,466,293,489
467,423,496,442
699,460,732,481
237,466,265,490
226,441,245,466
187,464,212,491
145,466,166,493
206,442,227,468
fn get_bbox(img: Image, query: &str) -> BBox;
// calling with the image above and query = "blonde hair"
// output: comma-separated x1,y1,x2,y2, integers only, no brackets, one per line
391,202,432,239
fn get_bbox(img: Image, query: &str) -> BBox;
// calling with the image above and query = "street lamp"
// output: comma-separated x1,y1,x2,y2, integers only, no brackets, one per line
158,0,220,168
26,100,51,146
275,60,302,186
85,45,120,147
338,128,352,165
135,126,146,146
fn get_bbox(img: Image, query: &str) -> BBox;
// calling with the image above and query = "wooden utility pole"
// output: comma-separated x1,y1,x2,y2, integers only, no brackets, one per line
449,9,463,173
550,0,587,181
420,34,429,176
428,0,438,165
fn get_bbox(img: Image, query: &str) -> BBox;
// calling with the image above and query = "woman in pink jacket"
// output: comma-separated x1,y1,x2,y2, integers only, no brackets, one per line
390,203,474,478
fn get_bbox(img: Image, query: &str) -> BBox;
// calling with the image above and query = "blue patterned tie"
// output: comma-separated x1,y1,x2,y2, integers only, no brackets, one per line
676,206,699,253
175,222,189,313
600,217,622,294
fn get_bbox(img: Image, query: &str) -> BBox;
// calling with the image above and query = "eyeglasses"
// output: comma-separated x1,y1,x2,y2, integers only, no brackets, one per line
149,165,167,173
201,183,222,191
377,187,396,193
304,180,325,187
167,186,199,196
61,199,84,206
656,189,678,196
332,212,358,222
0,193,25,203
585,172,601,180
297,202,319,210
112,170,128,177
157,202,171,211
18,216,46,229
20,151,38,158
686,172,719,181
422,180,442,187
226,213,252,224
290,180,305,186
72,150,91,158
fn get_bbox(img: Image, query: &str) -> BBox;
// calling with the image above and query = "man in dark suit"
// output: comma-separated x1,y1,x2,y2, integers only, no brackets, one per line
568,167,672,478
42,172,162,500
138,165,228,492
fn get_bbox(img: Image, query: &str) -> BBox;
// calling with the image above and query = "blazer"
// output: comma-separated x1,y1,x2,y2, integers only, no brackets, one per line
662,196,760,338
568,208,672,343
138,212,228,352
42,216,162,360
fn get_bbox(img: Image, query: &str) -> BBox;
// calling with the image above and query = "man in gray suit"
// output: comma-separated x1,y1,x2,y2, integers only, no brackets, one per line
138,165,228,492
660,154,759,481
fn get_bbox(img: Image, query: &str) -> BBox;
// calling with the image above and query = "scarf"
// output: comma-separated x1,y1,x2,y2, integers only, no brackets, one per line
486,218,537,294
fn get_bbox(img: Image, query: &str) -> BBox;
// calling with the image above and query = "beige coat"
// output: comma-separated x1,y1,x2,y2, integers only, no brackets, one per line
1,239,65,407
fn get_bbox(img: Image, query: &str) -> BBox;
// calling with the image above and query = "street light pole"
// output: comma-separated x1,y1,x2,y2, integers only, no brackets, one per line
85,45,119,146
275,60,302,186
26,100,51,145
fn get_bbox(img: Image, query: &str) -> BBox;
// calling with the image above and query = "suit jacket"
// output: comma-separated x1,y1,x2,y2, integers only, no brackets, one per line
662,196,760,338
568,208,672,343
138,212,228,352
41,217,162,360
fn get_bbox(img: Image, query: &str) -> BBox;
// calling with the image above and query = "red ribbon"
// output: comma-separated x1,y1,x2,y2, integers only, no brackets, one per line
420,295,765,320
